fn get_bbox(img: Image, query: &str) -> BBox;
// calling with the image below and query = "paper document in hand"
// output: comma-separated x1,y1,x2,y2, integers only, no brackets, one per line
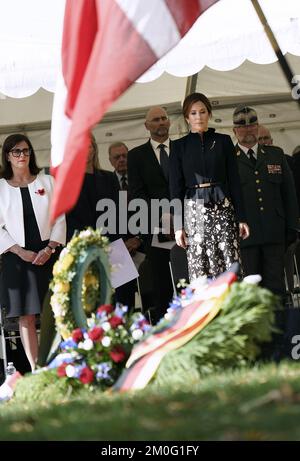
151,227,175,250
109,239,139,289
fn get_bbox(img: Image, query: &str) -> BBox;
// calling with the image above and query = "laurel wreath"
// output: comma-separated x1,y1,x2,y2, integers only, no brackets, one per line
50,228,113,339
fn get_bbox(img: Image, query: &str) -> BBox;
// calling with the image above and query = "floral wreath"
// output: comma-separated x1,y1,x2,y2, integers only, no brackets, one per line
49,227,151,388
50,228,113,340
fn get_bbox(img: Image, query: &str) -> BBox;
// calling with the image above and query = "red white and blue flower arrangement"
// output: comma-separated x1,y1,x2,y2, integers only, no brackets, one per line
47,303,151,388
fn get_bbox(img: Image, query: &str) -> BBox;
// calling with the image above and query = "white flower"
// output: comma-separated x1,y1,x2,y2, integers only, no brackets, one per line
59,247,69,259
66,365,76,378
243,274,262,285
102,336,111,347
82,338,94,350
80,229,92,238
87,318,95,328
52,302,65,317
132,329,143,341
102,321,111,332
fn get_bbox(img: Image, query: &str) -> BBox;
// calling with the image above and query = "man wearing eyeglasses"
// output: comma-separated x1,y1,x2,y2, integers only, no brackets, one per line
233,105,299,357
108,141,142,310
127,106,174,323
109,142,129,191
233,106,298,294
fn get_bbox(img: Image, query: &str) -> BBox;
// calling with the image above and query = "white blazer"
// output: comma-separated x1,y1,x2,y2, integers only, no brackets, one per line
0,172,66,254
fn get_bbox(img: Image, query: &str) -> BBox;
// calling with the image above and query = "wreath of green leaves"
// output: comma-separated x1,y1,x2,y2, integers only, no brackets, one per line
50,228,112,339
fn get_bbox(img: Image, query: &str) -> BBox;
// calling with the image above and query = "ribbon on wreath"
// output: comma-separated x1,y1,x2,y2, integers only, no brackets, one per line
113,269,237,391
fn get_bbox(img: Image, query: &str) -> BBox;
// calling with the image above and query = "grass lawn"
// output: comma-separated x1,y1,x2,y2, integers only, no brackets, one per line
0,360,300,441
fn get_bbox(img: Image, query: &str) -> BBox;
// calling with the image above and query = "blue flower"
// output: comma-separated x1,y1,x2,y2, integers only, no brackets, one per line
96,362,112,380
60,339,78,350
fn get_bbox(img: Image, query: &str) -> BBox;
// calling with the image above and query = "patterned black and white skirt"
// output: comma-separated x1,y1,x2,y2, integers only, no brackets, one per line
184,197,241,281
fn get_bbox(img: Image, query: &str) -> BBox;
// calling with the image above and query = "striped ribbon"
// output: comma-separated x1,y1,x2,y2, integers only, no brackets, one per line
113,270,237,391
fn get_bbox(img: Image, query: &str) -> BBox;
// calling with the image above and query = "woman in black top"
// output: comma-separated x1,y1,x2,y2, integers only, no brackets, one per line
66,134,119,241
169,93,249,280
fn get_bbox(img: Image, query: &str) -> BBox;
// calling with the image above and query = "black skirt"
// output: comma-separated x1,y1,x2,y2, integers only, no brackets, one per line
1,187,56,318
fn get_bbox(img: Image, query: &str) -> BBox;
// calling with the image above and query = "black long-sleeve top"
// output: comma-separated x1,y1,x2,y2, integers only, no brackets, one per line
169,128,246,223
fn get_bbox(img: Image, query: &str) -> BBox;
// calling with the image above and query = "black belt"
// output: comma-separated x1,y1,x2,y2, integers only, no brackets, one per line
191,182,221,189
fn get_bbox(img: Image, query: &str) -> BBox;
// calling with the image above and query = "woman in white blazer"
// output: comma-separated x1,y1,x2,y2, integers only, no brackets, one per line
0,134,66,371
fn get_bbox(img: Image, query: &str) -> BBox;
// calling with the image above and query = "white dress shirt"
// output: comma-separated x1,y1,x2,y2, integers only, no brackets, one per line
150,138,170,164
238,143,259,160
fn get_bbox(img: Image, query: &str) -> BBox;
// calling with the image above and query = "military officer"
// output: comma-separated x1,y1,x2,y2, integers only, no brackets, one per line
233,105,299,300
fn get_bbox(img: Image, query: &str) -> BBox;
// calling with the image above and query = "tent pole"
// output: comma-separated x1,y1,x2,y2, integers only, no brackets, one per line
185,74,198,97
251,0,300,108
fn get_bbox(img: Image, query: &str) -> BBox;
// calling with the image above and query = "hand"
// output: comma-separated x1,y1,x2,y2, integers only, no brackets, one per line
239,222,250,240
125,237,141,255
18,248,37,263
32,248,51,266
175,229,188,249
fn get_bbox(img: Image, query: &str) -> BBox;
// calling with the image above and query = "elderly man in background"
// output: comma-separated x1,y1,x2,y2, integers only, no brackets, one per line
258,125,273,146
108,141,143,310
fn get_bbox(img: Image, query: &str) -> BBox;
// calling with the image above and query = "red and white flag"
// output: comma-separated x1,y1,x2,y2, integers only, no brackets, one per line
50,0,218,221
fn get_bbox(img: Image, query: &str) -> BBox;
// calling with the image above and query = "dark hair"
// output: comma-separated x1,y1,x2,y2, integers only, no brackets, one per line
1,134,41,179
182,92,212,119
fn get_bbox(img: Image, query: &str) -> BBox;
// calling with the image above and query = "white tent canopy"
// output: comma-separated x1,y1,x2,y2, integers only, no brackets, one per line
0,0,300,168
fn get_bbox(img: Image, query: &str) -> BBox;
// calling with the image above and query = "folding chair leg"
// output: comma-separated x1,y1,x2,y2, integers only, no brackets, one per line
0,309,8,376
169,261,177,298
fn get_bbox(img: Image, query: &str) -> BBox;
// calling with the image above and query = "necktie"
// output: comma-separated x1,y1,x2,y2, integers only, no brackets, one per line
120,175,128,190
248,148,256,166
158,144,169,181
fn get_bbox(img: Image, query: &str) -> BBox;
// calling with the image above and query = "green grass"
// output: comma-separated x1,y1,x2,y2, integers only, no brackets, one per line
1,361,300,441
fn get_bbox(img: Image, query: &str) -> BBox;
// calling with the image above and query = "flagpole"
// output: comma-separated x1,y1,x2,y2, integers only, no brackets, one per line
251,0,300,108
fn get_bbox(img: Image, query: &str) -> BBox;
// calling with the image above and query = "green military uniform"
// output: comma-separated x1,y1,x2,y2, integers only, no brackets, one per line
236,143,299,298
236,144,298,248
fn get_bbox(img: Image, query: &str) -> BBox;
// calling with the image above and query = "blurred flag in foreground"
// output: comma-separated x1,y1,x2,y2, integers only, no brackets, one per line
50,0,218,221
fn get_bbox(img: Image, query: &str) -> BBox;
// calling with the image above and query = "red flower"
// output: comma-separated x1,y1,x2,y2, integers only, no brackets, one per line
35,188,45,196
109,345,126,363
72,328,84,343
57,362,68,377
109,316,123,328
79,366,94,384
88,326,104,342
97,304,114,315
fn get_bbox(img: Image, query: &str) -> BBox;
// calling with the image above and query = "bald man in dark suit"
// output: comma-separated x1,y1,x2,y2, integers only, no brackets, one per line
127,106,174,323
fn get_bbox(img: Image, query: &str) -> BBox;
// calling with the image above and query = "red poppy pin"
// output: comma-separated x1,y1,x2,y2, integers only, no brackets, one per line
35,188,45,196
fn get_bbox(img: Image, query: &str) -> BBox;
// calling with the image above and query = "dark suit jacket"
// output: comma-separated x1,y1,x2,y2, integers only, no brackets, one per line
128,140,170,241
292,152,300,214
128,140,170,202
235,144,299,248
66,169,119,241
169,129,246,223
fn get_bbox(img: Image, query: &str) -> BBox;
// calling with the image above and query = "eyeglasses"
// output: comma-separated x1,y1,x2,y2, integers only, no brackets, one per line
111,153,127,161
9,148,31,157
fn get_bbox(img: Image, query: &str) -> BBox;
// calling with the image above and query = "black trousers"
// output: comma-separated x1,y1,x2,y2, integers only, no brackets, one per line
115,280,136,311
147,246,173,324
241,243,286,299
242,243,287,359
